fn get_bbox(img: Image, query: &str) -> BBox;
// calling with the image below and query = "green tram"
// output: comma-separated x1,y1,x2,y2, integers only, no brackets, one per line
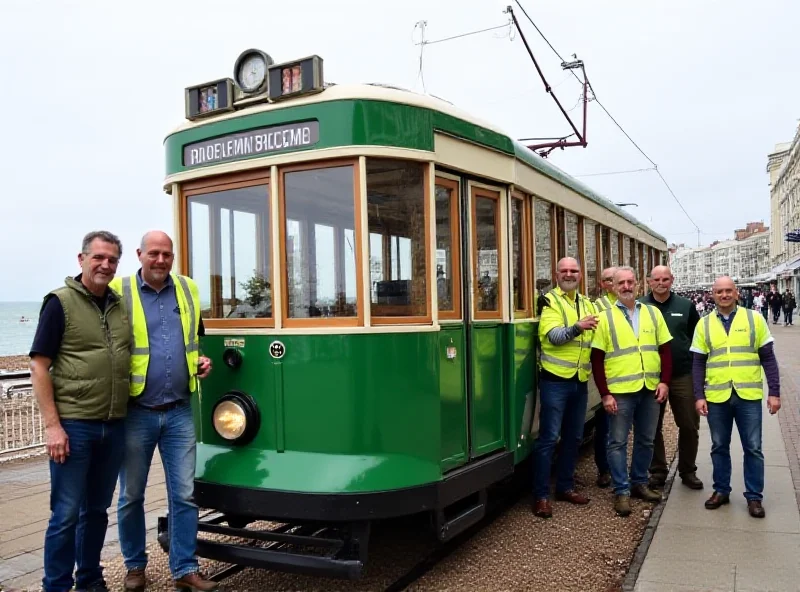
157,49,668,578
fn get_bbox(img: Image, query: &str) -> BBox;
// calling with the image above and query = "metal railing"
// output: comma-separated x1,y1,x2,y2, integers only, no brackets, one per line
0,371,45,461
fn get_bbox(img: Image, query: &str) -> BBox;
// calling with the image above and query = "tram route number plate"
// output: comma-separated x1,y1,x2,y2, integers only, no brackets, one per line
269,341,286,359
224,338,245,348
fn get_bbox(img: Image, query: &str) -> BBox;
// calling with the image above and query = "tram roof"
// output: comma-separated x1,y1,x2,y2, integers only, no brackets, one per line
168,83,666,243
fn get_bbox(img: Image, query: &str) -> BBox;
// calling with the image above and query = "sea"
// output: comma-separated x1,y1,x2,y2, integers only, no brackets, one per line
0,302,41,356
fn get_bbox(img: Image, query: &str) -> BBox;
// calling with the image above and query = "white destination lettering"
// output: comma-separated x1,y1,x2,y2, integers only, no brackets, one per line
302,127,310,143
184,122,318,166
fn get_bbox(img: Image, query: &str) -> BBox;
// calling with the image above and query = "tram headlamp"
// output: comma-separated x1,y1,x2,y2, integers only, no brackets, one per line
212,392,259,445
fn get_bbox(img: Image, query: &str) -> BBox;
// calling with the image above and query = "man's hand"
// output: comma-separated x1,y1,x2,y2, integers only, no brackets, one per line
655,382,669,404
576,315,599,332
602,394,617,415
46,424,69,463
197,356,213,379
695,399,708,416
767,395,781,415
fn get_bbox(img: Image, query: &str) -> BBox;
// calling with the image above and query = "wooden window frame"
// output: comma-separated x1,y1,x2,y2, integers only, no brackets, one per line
369,162,432,325
278,158,364,328
595,223,603,297
180,169,274,329
576,215,585,295
617,232,624,266
435,177,463,321
548,202,558,285
511,191,533,319
471,186,504,321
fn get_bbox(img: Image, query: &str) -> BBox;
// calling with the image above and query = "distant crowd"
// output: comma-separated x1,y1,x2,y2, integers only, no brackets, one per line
675,286,797,326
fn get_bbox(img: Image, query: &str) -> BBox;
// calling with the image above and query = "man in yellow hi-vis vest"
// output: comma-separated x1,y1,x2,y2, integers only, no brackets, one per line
691,276,780,519
591,266,673,517
110,231,218,592
591,266,618,489
532,257,598,519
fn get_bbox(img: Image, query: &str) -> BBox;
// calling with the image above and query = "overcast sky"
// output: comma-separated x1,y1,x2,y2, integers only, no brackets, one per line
2,0,798,301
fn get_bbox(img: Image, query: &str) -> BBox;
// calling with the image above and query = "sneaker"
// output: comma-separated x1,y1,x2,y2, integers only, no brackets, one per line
614,494,631,517
631,484,662,502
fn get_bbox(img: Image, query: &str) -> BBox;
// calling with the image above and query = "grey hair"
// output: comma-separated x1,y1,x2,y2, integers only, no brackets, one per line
613,265,637,281
82,230,123,256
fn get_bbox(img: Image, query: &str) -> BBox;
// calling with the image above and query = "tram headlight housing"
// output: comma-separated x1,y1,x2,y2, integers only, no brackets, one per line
212,392,259,445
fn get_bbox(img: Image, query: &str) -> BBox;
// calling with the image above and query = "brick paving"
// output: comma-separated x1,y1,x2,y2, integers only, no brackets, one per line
774,324,800,509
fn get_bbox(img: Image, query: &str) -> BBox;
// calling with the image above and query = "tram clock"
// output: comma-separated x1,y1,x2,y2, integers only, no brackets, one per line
184,78,235,121
233,48,274,95
268,56,324,102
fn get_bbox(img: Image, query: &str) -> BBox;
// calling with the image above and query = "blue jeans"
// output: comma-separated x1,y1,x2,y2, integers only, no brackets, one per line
43,419,125,592
594,406,610,474
706,391,764,501
117,402,198,579
607,389,660,496
532,379,588,498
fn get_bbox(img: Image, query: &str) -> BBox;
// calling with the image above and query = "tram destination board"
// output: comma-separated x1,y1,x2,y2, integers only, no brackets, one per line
183,120,320,167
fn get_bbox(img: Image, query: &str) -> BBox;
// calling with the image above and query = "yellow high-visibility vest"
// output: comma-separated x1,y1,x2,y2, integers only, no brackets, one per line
592,303,672,394
594,293,617,312
691,307,770,403
538,288,596,382
109,273,201,397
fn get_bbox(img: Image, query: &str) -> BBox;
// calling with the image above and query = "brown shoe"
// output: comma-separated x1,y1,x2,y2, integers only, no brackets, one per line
174,573,219,592
681,473,704,490
748,500,766,518
555,490,590,505
648,473,667,489
124,568,146,592
596,472,612,488
704,492,730,509
614,494,631,517
631,484,662,503
532,498,552,518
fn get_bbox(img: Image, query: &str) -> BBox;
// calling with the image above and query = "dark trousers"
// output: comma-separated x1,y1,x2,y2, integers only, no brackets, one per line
772,307,781,323
594,405,609,474
650,373,699,479
784,309,793,325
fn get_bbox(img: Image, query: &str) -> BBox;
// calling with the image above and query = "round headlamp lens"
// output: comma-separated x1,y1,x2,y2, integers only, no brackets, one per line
213,400,247,440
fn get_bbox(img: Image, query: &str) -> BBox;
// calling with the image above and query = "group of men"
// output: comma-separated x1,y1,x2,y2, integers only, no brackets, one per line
532,258,781,519
30,230,217,592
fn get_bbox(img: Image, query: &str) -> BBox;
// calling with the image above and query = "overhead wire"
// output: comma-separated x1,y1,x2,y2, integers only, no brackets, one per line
511,0,701,235
574,167,657,178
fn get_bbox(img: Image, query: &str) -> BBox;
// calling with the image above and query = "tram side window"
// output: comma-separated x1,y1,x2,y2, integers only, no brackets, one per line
187,184,271,321
283,165,357,320
623,235,632,270
610,229,619,266
435,178,461,319
534,199,553,315
472,188,502,318
600,226,611,269
511,194,531,317
367,159,428,321
584,220,598,297
566,211,580,262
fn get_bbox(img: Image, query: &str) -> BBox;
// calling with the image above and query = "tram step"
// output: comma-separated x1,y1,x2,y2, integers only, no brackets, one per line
434,489,487,542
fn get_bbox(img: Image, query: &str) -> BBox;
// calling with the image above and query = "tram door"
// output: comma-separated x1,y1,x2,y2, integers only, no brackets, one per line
464,184,506,459
437,178,506,472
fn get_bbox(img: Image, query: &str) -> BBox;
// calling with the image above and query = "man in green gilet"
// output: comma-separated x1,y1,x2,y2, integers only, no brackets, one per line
30,231,131,592
642,265,703,490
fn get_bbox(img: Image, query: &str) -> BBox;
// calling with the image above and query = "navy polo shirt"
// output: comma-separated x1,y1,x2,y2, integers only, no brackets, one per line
136,271,191,408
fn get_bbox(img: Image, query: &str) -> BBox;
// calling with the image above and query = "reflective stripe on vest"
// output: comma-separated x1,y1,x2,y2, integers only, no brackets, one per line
114,274,200,397
603,304,662,393
700,308,763,403
539,290,595,381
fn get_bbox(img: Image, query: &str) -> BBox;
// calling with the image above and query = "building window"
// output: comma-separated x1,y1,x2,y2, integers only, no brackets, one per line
367,159,429,323
281,163,359,325
435,177,461,320
511,193,532,318
472,187,502,319
534,199,554,314
185,175,272,326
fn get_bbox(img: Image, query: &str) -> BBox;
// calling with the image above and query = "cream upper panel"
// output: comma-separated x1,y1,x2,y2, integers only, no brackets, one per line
434,134,666,251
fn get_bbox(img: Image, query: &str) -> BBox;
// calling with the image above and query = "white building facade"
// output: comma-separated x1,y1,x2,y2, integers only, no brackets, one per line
670,230,771,289
768,124,800,293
